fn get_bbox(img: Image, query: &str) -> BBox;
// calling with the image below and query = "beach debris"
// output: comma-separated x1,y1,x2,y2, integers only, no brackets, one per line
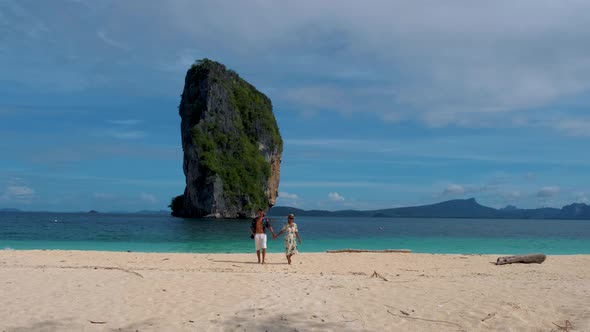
87,265,144,278
551,320,573,332
386,309,464,329
371,271,388,281
438,298,454,306
89,320,107,324
325,311,366,328
385,305,413,316
481,312,496,322
495,253,546,265
327,249,411,253
105,266,144,278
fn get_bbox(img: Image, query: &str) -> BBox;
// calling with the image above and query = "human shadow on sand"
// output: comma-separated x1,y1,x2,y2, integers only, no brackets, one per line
220,309,365,332
5,317,160,332
107,318,159,331
210,259,286,265
5,319,71,332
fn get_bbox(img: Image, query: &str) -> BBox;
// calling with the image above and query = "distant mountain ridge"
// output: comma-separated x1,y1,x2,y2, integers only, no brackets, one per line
3,199,589,219
269,198,590,220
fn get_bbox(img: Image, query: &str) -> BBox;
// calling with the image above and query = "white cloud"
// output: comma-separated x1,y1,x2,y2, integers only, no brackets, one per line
506,191,522,199
94,192,115,200
575,192,589,204
5,1,590,129
536,186,560,198
106,130,147,139
158,0,590,128
279,192,299,200
282,85,399,118
282,181,393,189
441,184,465,196
285,137,590,167
160,50,204,72
437,181,528,205
286,138,382,151
97,30,130,50
1,185,35,201
26,143,180,165
12,172,183,187
554,119,590,137
140,192,158,204
328,192,345,201
109,119,142,126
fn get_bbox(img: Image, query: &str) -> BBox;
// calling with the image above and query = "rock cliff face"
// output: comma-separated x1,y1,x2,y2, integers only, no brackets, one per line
172,59,282,218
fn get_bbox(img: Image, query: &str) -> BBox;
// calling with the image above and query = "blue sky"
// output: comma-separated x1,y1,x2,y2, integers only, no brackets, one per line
1,0,589,212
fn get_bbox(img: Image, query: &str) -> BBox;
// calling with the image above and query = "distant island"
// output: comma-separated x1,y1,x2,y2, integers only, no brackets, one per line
0,208,23,212
269,198,590,220
137,210,172,215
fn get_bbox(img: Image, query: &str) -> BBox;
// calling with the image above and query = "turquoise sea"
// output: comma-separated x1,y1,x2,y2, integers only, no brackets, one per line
1,212,589,254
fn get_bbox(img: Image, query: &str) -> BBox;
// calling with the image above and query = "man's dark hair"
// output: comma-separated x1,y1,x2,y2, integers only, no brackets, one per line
258,208,263,212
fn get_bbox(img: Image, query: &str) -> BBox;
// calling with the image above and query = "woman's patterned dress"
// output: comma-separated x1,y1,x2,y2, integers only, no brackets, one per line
282,222,299,255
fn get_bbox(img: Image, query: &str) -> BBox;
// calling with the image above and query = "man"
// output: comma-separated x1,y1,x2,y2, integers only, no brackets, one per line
250,208,274,264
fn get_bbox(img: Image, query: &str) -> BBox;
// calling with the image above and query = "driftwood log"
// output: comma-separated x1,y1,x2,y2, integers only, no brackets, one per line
496,254,546,265
326,249,411,253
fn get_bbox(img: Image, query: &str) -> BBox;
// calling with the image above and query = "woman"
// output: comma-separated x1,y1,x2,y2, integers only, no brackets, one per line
273,213,302,264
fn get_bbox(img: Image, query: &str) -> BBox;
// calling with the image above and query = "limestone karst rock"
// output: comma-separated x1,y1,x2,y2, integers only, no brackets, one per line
170,59,282,218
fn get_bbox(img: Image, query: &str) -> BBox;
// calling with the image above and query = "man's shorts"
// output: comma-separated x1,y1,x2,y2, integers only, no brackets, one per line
254,233,267,251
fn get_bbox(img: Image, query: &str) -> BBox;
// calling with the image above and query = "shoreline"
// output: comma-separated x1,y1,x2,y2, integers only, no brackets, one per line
1,250,589,331
3,247,590,255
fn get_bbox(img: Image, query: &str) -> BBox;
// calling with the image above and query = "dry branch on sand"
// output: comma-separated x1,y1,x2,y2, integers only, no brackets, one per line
370,271,388,281
325,310,366,328
551,320,573,332
481,312,496,322
495,254,546,265
386,309,464,329
89,266,144,278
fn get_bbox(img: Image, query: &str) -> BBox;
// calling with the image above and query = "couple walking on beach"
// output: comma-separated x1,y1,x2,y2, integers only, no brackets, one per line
250,209,302,265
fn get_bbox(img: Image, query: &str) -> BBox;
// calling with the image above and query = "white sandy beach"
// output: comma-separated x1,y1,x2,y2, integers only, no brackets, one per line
0,250,588,331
